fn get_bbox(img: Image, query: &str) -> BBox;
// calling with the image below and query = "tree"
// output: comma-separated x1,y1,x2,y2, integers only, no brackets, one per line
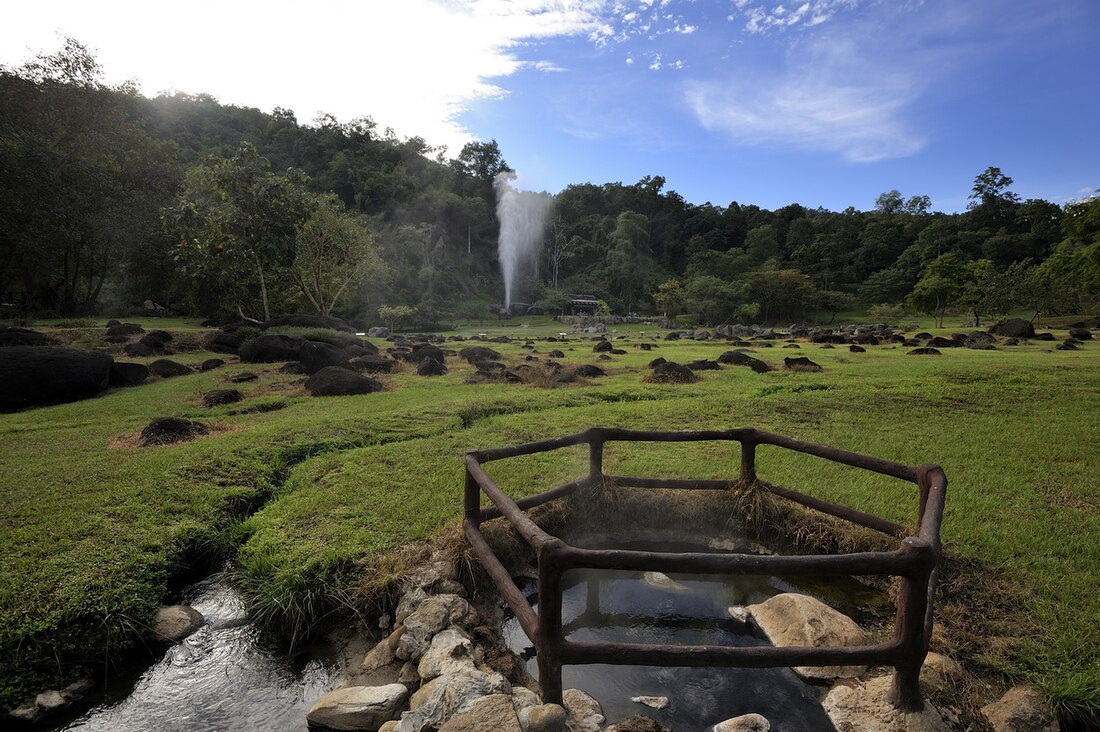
607,212,652,310
817,290,857,324
744,224,779,265
653,278,686,318
874,190,905,216
545,219,579,290
166,143,316,319
377,304,416,331
907,253,970,327
968,167,1020,230
291,200,384,315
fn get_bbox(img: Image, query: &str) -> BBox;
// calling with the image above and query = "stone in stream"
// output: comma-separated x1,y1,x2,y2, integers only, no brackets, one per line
438,693,522,732
417,628,475,681
153,604,204,642
518,703,567,732
642,571,689,592
563,689,605,732
747,593,867,680
631,695,670,710
401,667,511,731
823,674,950,732
712,713,771,731
604,715,672,732
980,686,1058,732
307,683,409,731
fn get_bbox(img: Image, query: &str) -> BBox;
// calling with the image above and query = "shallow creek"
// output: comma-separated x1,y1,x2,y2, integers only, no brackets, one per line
59,574,335,732
502,536,887,731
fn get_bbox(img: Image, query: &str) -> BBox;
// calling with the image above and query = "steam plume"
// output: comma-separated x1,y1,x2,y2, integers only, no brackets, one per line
494,171,552,307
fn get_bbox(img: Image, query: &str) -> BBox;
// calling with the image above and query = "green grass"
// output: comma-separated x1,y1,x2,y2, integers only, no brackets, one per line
0,318,1097,723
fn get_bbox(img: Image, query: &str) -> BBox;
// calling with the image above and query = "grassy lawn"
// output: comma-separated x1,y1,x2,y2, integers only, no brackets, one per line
0,317,1097,722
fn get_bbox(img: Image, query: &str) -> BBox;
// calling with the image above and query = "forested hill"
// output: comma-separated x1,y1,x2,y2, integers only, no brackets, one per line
3,39,1098,326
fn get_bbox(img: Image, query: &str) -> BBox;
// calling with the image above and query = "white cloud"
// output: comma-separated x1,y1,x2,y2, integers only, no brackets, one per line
0,0,606,156
533,60,567,72
649,53,663,70
685,37,925,162
737,0,859,34
625,55,635,64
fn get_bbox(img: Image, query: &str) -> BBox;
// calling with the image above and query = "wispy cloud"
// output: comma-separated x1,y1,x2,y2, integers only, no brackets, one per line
686,36,926,162
733,0,860,34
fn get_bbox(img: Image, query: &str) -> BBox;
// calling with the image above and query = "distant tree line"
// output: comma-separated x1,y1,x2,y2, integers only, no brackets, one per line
2,39,1098,326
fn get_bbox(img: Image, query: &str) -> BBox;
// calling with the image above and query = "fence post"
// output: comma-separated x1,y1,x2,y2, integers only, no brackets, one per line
887,541,934,712
740,432,758,483
536,540,565,705
588,431,604,485
464,455,480,527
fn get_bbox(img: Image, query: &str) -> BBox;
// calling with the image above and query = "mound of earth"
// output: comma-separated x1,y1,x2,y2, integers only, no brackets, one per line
305,366,383,396
260,314,356,333
648,356,667,368
201,389,243,408
718,351,770,373
140,417,209,446
0,327,57,347
783,357,823,372
108,362,149,387
149,359,192,378
239,334,305,363
646,361,699,384
0,346,113,411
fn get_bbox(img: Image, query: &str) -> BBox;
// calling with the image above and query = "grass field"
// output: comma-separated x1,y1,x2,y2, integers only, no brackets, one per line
0,316,1097,724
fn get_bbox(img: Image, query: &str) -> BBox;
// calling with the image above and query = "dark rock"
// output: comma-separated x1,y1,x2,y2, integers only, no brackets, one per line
548,350,565,358
914,332,933,340
300,341,351,375
1068,327,1093,340
853,334,879,345
783,357,823,372
460,346,501,363
106,323,145,338
575,364,606,377
783,343,800,349
610,348,627,355
1057,341,1079,351
345,355,394,374
0,348,114,409
664,331,683,340
305,366,383,396
647,361,699,383
687,359,720,371
138,334,170,353
0,327,58,347
927,337,960,348
239,334,305,363
593,340,613,353
951,333,969,342
637,343,654,351
902,339,921,347
367,326,391,338
202,389,243,407
260,313,356,332
648,356,667,368
968,331,995,343
606,715,672,732
718,351,770,373
344,345,373,357
279,361,305,374
106,319,121,327
1003,337,1019,346
989,318,1035,338
417,358,447,376
849,345,866,353
229,372,259,383
476,361,507,372
597,354,612,361
200,358,225,371
204,331,244,354
149,359,192,378
968,343,996,350
1032,332,1056,341
109,361,148,387
140,417,208,446
907,347,942,356
145,329,173,344
122,342,154,357
811,333,846,344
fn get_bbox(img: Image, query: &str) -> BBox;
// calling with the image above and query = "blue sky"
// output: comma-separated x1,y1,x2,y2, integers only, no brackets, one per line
3,0,1097,212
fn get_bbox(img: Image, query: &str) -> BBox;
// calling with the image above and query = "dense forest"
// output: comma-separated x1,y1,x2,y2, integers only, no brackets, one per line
3,39,1098,328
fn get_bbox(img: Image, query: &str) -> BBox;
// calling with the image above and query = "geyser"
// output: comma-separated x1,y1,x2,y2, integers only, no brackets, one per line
494,171,552,307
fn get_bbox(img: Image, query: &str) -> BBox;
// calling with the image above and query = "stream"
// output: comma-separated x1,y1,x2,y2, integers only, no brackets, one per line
59,574,335,732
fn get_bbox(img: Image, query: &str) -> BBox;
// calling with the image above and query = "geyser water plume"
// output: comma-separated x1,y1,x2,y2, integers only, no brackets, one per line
494,171,553,307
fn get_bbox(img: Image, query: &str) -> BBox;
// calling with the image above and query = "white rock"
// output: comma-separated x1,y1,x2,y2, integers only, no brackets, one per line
307,684,409,731
399,668,511,732
980,686,1058,732
823,675,950,732
512,686,541,712
631,695,669,710
643,571,689,592
747,593,867,680
441,693,522,732
726,605,751,623
398,594,478,662
519,703,568,732
418,628,475,681
920,652,963,694
563,688,605,732
713,713,770,732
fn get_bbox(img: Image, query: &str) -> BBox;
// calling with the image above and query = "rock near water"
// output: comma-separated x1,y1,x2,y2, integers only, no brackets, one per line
747,593,867,680
307,683,409,731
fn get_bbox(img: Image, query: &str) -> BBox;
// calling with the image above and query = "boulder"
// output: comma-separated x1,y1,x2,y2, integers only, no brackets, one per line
593,340,613,353
307,684,409,731
149,359,192,378
823,674,950,732
280,361,305,374
518,703,567,732
346,355,396,374
400,668,511,732
0,327,57,347
368,326,392,338
926,337,959,348
547,350,565,358
398,594,478,662
418,629,475,681
648,356,667,368
106,322,145,338
305,367,383,397
229,372,259,383
239,334,305,363
907,348,942,356
574,364,605,378
0,346,113,411
417,358,448,376
562,688,605,732
460,346,501,363
439,693,522,732
647,361,699,383
630,695,669,710
153,604,203,642
849,345,866,353
204,331,244,354
200,358,225,371
989,318,1034,338
980,686,1058,732
300,340,351,374
123,342,154,357
920,652,963,694
202,389,243,408
109,361,149,387
747,593,866,680
140,417,209,446
687,359,720,371
782,357,823,372
1032,332,1056,341
260,313,356,332
713,713,770,731
605,715,671,732
1068,327,1092,340
361,626,405,672
718,351,770,373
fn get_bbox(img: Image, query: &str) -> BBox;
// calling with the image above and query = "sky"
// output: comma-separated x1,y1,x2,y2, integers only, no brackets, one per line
2,0,1097,212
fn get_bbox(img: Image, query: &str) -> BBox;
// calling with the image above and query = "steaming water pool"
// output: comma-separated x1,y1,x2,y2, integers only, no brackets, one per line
59,574,335,732
502,538,887,731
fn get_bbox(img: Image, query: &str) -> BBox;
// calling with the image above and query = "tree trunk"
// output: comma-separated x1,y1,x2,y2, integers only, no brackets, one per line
253,250,271,321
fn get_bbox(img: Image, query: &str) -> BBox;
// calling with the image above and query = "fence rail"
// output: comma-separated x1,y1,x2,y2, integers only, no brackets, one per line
463,426,946,712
